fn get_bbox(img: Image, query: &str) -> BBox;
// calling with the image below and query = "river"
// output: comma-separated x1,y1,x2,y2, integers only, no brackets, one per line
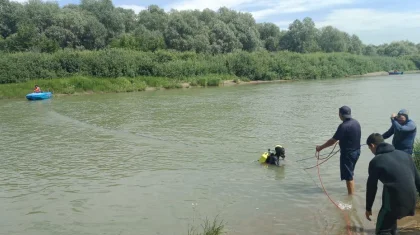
1,74,419,235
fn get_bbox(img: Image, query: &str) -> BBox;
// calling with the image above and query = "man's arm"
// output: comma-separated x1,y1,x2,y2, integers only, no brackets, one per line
382,125,394,139
317,125,342,152
317,138,338,152
366,160,379,213
392,119,417,132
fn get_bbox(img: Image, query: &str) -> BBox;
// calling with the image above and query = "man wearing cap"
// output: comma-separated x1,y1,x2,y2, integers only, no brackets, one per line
382,109,417,155
316,106,361,195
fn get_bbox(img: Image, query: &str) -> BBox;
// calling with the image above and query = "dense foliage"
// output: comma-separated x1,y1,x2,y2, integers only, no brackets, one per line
0,0,418,88
0,49,416,84
1,0,419,57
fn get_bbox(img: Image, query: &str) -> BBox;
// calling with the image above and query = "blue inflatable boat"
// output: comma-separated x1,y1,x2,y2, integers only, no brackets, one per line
388,71,404,75
26,92,52,100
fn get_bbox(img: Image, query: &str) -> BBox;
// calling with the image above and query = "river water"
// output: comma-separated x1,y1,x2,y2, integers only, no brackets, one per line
1,74,419,235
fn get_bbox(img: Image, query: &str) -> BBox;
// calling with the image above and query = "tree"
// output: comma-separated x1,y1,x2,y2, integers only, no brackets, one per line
363,45,377,56
138,5,168,32
23,0,60,32
257,23,281,51
0,0,25,38
80,0,125,42
318,26,347,53
164,10,210,52
209,20,241,53
280,18,320,53
348,34,363,55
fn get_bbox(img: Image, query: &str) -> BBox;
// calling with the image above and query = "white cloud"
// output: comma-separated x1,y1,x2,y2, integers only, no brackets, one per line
274,21,292,30
165,0,254,11
118,4,146,13
250,0,353,20
316,8,420,44
166,0,353,19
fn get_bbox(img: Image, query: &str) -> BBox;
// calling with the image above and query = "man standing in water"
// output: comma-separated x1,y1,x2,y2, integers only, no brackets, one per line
365,133,420,235
316,106,361,195
382,109,417,155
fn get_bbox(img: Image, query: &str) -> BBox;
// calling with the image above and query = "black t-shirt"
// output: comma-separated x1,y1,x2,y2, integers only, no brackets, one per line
332,118,361,153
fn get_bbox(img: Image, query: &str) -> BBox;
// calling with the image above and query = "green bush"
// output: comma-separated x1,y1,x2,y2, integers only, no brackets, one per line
0,49,417,85
413,140,420,171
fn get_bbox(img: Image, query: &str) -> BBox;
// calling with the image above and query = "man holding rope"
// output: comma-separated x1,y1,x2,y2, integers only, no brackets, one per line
316,106,361,195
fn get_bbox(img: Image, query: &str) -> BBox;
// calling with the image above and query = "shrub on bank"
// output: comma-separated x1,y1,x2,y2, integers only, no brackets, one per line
0,49,416,84
414,141,420,171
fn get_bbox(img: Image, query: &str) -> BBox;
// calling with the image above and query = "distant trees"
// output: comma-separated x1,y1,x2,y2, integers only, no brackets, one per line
1,0,418,57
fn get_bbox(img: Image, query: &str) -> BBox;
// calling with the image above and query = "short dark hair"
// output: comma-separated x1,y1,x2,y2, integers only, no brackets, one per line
366,133,384,146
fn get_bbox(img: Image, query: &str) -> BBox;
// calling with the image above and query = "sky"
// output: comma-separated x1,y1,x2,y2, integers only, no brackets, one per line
26,0,420,45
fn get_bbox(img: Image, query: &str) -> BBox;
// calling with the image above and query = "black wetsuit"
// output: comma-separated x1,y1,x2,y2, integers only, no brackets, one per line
266,153,280,166
366,142,420,234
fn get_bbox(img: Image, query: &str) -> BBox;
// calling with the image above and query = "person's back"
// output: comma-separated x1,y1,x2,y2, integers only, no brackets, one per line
368,143,419,217
336,118,361,154
365,133,420,235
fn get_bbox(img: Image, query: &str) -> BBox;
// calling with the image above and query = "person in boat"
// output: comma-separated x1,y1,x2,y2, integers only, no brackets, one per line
365,133,420,235
316,106,361,195
265,145,286,166
34,85,41,93
382,109,417,155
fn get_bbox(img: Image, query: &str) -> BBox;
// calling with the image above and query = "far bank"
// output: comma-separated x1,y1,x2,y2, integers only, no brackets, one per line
0,71,416,99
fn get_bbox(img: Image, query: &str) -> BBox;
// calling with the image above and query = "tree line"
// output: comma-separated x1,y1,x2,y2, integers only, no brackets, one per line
0,0,418,57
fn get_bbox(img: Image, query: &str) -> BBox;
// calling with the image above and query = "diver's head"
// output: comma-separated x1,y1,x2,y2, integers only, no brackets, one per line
274,145,285,159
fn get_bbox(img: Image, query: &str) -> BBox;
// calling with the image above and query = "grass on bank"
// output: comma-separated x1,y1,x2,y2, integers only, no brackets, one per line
414,140,420,173
0,74,240,99
414,141,420,208
188,217,225,235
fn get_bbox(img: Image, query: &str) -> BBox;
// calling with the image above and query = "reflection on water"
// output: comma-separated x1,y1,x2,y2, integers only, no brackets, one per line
1,75,420,235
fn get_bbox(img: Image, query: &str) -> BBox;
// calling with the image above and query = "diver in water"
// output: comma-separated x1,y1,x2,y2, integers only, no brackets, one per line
263,145,286,166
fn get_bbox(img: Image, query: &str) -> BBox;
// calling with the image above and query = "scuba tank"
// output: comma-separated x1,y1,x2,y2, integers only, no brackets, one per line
258,145,285,164
259,149,272,163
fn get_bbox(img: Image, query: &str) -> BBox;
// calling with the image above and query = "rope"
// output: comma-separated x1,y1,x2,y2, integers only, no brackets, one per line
303,152,337,170
314,145,352,235
297,144,367,163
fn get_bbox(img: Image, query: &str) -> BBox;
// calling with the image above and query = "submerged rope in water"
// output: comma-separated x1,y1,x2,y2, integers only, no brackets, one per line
314,144,352,235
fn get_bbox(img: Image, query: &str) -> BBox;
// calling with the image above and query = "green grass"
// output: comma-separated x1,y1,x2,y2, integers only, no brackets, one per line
414,140,420,171
0,74,243,99
0,76,148,98
413,140,420,207
188,216,225,235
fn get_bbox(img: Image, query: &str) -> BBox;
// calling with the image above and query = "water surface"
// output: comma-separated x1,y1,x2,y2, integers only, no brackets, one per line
1,74,419,235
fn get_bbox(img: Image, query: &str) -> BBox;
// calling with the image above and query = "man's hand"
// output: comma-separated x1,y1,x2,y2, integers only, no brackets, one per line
391,113,397,119
365,211,372,221
316,146,323,152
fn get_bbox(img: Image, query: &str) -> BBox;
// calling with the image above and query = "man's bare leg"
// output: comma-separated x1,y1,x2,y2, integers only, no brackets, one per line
346,180,355,195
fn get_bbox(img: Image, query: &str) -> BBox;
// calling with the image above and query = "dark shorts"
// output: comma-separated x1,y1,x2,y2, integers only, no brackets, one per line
340,149,360,181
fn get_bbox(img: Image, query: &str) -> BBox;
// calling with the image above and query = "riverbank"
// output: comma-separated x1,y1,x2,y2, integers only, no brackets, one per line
1,71,418,99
